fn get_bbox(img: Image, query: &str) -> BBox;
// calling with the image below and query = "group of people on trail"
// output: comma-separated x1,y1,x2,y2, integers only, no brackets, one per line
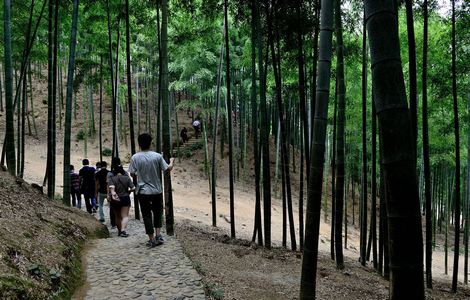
70,133,174,247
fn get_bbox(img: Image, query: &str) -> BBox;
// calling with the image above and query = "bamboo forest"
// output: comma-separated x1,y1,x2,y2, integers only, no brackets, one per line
0,0,469,299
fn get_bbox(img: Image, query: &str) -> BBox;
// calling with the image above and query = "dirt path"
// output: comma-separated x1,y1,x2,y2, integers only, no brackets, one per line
76,203,205,300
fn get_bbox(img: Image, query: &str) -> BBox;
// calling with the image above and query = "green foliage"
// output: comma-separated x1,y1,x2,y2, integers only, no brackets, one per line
188,140,204,151
204,282,224,300
27,264,42,277
76,129,86,141
49,268,62,286
102,148,113,157
192,260,205,275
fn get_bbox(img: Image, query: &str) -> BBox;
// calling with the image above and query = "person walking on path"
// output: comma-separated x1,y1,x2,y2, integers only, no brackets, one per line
95,161,109,223
129,133,175,248
70,165,81,208
180,127,189,143
92,161,101,212
107,157,124,229
192,119,201,139
79,159,96,214
108,164,135,237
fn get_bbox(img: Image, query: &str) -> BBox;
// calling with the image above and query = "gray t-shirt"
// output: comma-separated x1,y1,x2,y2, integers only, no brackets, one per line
108,174,135,197
128,151,169,195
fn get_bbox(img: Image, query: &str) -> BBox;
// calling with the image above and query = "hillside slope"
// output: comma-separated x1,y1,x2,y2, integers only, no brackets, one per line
0,170,107,299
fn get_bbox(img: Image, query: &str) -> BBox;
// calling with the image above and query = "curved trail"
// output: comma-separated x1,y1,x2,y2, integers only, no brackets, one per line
82,204,205,300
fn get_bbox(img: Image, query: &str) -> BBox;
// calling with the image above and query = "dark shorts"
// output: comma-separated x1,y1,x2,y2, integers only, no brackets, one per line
116,195,131,208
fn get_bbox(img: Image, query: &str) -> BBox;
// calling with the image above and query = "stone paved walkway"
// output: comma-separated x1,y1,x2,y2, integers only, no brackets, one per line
82,203,205,300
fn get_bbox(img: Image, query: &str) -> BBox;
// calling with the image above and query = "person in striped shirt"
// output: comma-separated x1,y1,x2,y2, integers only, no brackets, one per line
70,165,81,208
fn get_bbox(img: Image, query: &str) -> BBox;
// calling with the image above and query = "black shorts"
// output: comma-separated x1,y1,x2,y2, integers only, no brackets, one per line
116,195,131,207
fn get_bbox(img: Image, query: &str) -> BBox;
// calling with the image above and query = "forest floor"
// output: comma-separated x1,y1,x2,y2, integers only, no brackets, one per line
1,77,470,298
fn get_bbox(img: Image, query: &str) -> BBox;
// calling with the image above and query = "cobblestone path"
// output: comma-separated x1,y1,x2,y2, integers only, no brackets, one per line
83,204,205,300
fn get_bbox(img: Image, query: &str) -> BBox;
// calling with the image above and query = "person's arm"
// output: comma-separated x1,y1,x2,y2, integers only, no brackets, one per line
128,157,136,177
128,176,135,191
95,177,100,199
78,170,83,192
165,157,175,173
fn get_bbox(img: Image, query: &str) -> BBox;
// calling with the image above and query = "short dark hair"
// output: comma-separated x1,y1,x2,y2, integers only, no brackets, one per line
96,161,102,168
138,133,152,150
112,165,125,175
101,161,107,168
82,159,89,165
111,157,121,169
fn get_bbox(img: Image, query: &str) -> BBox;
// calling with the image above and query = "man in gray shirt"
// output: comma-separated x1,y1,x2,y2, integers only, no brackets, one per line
129,133,174,247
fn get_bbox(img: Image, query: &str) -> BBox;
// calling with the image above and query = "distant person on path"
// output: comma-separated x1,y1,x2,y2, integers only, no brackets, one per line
70,165,81,208
129,133,174,248
107,157,124,229
79,159,96,214
192,119,201,139
91,161,101,212
108,164,134,237
95,161,110,223
180,127,189,143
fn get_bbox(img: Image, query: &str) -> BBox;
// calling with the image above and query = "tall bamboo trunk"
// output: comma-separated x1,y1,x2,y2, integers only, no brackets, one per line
422,0,433,289
370,94,378,270
99,57,103,162
405,0,417,151
156,1,162,152
465,76,470,285
334,0,345,269
224,0,236,239
310,0,320,151
331,88,337,260
62,0,79,205
268,1,296,251
297,0,309,181
365,0,424,298
250,0,262,245
46,0,57,198
255,0,271,249
125,0,136,155
105,0,117,158
161,0,174,236
300,0,334,297
451,0,461,292
211,43,223,228
360,7,368,266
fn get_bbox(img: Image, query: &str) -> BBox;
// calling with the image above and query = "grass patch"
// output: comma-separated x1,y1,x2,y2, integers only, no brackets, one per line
205,282,224,300
102,147,112,157
0,274,36,299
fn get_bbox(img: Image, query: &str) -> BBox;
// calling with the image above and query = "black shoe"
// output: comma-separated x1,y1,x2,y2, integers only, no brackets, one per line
147,239,162,248
119,231,129,237
153,240,163,247
156,234,164,243
99,219,105,223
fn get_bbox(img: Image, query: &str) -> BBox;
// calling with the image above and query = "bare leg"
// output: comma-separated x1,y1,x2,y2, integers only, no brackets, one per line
121,206,130,231
114,207,122,233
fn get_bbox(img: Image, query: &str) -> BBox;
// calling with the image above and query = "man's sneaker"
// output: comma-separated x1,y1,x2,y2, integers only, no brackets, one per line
119,231,129,237
146,239,163,248
156,234,164,243
92,208,97,213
